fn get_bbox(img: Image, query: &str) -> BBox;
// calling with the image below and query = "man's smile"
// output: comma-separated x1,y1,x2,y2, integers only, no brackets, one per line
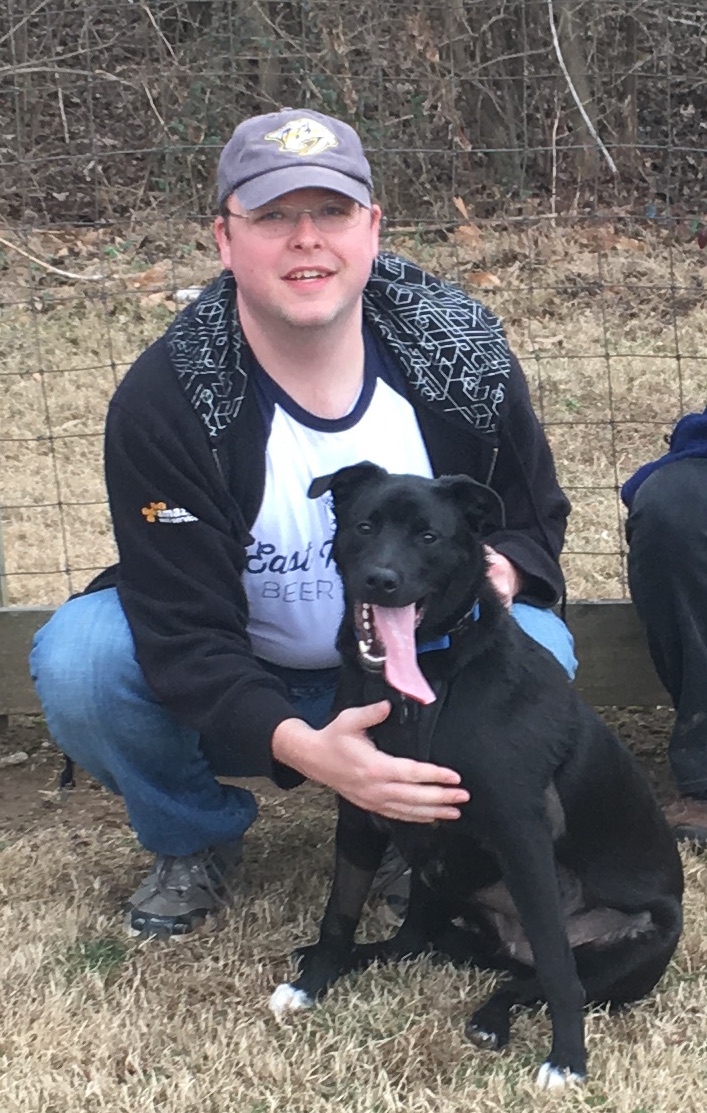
283,267,335,283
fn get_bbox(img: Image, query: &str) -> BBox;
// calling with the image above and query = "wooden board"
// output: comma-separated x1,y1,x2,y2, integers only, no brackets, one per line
0,607,54,716
565,600,668,706
0,601,668,716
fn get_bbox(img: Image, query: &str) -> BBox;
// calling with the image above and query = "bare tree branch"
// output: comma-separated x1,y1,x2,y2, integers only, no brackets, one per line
547,0,617,175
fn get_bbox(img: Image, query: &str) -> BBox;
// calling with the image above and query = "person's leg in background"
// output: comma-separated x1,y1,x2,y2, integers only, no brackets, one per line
626,457,707,845
30,588,337,936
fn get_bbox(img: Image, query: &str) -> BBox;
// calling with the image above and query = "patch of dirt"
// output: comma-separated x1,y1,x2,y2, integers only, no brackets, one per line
0,707,678,843
600,705,677,804
0,716,126,838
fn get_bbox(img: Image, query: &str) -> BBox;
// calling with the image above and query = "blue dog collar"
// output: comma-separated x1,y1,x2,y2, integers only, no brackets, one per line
418,601,480,654
418,634,451,654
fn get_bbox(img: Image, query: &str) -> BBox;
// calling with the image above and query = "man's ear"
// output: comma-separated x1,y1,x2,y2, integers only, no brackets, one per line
436,474,506,532
308,461,387,503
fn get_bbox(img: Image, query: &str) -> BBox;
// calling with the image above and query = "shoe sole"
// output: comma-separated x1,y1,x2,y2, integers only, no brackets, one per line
122,859,247,940
124,909,220,940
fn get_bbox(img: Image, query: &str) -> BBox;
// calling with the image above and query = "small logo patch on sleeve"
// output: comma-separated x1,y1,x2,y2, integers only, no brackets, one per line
141,502,198,524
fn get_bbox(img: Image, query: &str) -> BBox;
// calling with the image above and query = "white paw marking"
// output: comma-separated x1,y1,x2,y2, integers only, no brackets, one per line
269,982,314,1019
536,1062,585,1090
467,1026,499,1051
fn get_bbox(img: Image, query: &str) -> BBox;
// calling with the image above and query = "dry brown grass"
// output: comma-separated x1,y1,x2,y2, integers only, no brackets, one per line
1,779,706,1112
1,218,706,605
2,222,706,1111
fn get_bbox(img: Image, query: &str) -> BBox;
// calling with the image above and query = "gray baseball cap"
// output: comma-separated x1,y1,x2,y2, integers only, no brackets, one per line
217,108,373,209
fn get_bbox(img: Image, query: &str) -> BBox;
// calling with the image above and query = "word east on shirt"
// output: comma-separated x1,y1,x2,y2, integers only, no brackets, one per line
244,329,433,668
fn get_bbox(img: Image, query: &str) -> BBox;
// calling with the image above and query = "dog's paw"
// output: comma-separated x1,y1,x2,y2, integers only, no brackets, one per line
535,1062,586,1090
465,1023,502,1051
465,1005,510,1051
269,982,314,1019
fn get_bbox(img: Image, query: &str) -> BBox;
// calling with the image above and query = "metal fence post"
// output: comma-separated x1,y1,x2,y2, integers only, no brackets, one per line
0,508,9,607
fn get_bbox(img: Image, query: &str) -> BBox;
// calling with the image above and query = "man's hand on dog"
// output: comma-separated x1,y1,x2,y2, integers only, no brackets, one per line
272,703,470,822
484,545,522,609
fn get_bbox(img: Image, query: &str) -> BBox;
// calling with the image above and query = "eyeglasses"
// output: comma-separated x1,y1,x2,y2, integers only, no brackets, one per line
226,198,363,238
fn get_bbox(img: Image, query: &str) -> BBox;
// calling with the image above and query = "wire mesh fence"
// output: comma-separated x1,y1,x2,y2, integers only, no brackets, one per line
0,0,705,608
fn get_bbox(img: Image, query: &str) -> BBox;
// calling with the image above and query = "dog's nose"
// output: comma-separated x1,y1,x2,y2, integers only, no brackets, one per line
365,567,400,595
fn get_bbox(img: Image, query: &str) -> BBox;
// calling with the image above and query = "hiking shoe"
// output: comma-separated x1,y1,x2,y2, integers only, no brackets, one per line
126,838,244,937
371,842,411,921
663,796,707,849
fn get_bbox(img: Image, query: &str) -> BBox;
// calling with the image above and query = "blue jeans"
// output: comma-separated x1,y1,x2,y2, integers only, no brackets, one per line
30,588,576,856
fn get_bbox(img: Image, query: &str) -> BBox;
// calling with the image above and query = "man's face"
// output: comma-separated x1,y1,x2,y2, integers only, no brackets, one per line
213,187,381,333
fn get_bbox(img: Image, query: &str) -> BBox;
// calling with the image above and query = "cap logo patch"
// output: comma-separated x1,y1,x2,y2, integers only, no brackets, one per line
264,117,339,157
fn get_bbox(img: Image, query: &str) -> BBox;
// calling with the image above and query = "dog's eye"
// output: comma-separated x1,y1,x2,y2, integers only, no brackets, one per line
421,531,438,544
356,521,373,534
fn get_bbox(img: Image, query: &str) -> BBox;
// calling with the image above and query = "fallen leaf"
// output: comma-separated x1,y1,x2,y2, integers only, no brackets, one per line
453,196,469,220
466,271,501,288
578,225,617,252
132,261,170,289
614,236,645,252
453,223,484,251
79,230,102,248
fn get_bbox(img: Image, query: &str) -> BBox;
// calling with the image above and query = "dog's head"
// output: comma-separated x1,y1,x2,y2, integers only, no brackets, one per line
308,463,501,703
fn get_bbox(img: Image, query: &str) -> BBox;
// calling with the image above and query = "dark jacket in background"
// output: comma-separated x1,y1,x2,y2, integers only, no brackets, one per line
621,408,707,509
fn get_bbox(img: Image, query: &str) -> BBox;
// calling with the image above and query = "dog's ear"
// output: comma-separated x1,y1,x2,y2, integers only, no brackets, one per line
308,461,388,503
436,474,506,531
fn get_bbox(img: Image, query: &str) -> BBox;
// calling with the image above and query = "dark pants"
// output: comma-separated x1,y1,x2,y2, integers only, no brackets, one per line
626,456,707,797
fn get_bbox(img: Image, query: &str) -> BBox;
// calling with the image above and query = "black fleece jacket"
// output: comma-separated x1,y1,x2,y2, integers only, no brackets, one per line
93,256,570,779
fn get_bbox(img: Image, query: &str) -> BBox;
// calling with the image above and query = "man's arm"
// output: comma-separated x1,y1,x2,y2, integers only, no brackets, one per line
484,352,571,606
272,703,470,822
105,378,297,779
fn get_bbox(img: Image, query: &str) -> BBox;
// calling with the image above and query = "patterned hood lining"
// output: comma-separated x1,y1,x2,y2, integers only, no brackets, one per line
166,253,510,441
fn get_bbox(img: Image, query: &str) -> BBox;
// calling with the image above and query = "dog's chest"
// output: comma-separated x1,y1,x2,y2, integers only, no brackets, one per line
358,661,460,762
358,657,507,768
374,700,443,762
371,694,497,785
391,818,500,897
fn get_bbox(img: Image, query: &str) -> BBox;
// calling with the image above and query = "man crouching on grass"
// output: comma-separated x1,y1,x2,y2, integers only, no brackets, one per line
30,107,575,937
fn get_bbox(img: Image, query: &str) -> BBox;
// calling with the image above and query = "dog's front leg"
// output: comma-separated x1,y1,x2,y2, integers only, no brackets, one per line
475,817,587,1088
270,801,388,1017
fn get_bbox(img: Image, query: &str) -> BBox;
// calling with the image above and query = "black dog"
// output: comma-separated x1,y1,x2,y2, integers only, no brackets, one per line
270,463,683,1089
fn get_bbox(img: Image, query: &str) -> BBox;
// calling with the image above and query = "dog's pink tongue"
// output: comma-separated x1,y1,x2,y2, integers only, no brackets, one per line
372,604,436,704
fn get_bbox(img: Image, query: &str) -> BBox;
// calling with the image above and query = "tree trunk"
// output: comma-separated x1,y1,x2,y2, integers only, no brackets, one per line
555,1,600,178
618,9,639,167
445,0,523,186
244,0,282,105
